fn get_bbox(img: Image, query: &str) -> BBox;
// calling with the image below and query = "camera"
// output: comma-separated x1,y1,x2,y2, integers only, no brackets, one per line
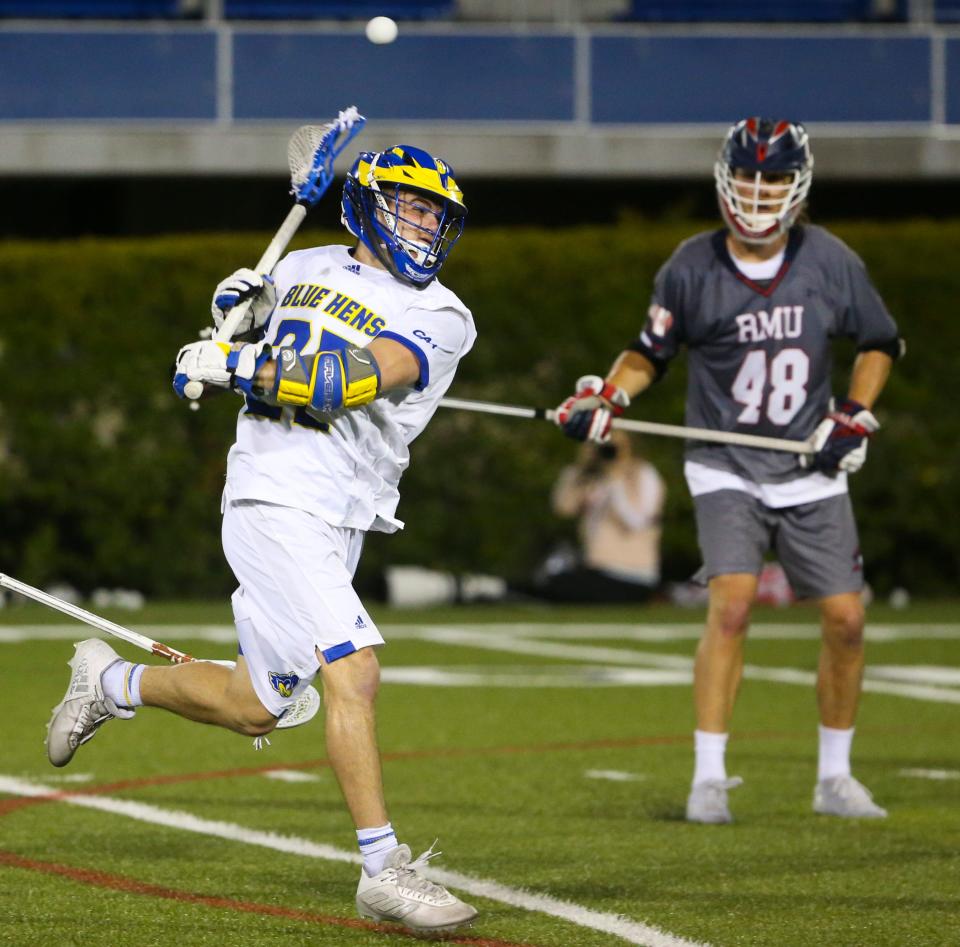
596,442,619,461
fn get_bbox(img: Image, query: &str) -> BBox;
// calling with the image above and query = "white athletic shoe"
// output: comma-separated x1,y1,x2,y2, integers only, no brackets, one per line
814,775,887,819
46,639,134,768
686,776,744,824
356,842,478,932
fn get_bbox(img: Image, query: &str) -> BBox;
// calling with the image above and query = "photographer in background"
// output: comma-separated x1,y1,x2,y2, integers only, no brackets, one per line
533,431,666,603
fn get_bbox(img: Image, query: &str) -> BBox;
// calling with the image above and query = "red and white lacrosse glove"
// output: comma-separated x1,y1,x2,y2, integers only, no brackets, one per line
802,397,879,474
554,375,630,443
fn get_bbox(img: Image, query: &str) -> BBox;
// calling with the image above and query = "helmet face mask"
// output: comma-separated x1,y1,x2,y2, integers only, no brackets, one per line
714,118,813,245
342,145,466,287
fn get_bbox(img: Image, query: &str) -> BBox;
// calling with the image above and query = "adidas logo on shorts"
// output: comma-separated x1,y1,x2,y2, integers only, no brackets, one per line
355,615,367,630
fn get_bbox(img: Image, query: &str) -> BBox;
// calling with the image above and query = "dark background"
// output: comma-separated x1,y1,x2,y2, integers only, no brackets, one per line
7,176,960,237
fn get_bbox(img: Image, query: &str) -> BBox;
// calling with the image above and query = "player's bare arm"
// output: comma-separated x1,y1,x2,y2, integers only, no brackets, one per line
607,349,658,400
846,349,894,409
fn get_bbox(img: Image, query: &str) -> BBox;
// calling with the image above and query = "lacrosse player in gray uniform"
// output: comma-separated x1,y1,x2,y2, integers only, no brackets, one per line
556,118,903,824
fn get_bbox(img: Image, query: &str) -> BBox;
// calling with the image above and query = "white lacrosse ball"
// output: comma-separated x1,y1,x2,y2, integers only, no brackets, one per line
365,16,398,44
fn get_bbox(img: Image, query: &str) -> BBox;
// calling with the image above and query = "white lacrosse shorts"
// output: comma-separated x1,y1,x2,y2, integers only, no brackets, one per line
221,496,385,718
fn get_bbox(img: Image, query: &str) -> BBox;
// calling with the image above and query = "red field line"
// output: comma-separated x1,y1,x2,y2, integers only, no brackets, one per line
0,849,534,947
0,728,809,819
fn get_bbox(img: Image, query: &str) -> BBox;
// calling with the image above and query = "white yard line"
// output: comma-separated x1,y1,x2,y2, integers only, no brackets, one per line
0,775,708,947
898,768,960,780
381,666,692,687
263,770,322,783
585,770,646,782
5,621,960,644
7,623,960,702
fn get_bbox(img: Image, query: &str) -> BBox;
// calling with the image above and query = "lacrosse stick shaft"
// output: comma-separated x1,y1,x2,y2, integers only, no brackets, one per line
212,202,308,345
438,397,814,455
1,572,321,731
0,573,193,663
184,203,309,400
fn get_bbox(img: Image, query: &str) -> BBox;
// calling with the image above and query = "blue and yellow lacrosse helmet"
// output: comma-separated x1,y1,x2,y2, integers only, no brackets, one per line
341,144,467,287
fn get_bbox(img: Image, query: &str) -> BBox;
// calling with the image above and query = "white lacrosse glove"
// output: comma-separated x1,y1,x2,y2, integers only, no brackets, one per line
210,268,277,336
172,340,272,399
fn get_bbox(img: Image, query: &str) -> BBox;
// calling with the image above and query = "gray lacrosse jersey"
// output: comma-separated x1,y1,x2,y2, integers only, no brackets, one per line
633,225,899,485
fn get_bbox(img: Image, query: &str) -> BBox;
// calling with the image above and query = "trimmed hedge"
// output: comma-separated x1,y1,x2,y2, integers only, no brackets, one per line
1,221,956,597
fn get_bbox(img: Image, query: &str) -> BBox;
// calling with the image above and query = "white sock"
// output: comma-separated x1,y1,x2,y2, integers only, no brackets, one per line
101,661,145,709
357,823,398,877
693,730,729,786
818,725,854,781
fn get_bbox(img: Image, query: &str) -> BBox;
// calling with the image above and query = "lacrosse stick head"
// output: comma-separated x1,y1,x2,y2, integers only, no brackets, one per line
341,144,467,287
289,107,366,207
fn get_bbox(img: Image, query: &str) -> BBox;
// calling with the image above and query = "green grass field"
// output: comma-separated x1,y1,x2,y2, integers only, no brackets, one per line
3,600,959,946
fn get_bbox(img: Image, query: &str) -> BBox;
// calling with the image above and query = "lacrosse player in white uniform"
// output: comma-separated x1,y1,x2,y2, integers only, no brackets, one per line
46,145,479,933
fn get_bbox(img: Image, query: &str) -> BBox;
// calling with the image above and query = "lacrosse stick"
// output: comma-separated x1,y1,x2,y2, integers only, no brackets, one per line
183,106,366,401
0,573,320,731
438,396,815,455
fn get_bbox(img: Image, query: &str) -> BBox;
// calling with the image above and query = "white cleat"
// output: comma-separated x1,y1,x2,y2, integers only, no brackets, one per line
814,775,887,819
686,776,744,824
46,639,134,768
356,842,478,933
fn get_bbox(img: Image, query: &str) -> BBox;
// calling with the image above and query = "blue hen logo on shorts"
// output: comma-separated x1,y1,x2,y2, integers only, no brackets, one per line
268,671,300,698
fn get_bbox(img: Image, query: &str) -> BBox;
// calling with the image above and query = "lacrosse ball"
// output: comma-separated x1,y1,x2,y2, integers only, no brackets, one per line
365,16,398,44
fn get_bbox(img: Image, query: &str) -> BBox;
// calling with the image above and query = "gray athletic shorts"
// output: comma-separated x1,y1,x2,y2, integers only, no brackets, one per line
693,490,864,600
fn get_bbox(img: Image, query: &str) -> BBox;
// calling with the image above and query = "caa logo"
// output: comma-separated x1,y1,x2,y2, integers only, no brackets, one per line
268,671,300,698
413,328,439,350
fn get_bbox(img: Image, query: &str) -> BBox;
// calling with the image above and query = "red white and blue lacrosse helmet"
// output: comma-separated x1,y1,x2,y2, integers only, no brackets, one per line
714,117,813,245
341,144,467,287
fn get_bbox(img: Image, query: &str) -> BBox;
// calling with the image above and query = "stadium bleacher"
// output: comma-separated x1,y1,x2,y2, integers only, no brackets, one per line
623,0,906,22
224,1,453,18
0,0,454,17
0,0,180,15
0,0,921,19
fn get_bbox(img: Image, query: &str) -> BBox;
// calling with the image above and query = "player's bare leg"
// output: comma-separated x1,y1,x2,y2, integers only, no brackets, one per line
695,573,758,731
317,645,388,828
686,572,756,823
140,655,277,736
816,591,865,728
320,646,478,930
813,591,885,817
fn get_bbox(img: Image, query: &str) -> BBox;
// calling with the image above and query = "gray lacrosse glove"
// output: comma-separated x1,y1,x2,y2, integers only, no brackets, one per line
211,268,277,336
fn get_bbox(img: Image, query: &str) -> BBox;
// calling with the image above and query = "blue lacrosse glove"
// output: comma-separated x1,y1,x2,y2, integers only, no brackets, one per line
554,375,630,443
172,340,272,399
802,398,879,474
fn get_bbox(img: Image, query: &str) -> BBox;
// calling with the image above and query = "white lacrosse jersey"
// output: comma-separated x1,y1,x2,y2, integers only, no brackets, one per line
225,244,476,533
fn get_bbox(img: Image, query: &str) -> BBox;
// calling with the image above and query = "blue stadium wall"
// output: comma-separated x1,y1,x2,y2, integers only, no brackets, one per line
2,23,960,178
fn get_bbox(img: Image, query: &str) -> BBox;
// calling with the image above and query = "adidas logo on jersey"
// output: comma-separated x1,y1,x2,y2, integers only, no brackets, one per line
355,615,367,630
343,264,361,274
